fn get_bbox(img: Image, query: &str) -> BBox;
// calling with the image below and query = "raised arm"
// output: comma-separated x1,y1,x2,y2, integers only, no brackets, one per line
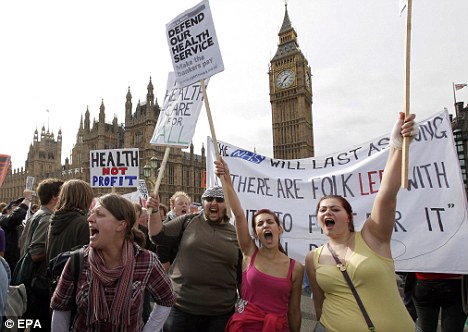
214,158,256,256
363,113,417,250
147,194,162,237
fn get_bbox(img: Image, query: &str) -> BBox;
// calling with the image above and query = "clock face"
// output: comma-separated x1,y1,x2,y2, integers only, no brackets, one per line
275,69,295,89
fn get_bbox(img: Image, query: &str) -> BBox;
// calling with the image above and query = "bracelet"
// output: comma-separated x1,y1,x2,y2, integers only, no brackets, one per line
151,208,160,214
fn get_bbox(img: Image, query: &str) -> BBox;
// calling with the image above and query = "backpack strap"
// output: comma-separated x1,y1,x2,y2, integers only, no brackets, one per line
182,213,197,231
177,214,196,243
68,248,84,323
70,248,84,288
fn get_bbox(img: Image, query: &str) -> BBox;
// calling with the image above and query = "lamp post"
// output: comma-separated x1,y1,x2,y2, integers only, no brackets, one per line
143,157,158,192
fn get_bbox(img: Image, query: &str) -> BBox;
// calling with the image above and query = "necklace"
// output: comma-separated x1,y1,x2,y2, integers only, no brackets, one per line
327,242,349,271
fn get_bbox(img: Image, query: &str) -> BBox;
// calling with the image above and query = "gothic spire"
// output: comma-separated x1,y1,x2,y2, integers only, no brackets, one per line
279,2,292,34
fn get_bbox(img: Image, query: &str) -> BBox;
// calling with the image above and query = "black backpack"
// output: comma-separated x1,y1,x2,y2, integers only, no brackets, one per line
48,248,84,297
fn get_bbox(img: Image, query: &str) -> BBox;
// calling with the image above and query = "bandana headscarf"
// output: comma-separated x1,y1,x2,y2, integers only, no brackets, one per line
201,186,224,199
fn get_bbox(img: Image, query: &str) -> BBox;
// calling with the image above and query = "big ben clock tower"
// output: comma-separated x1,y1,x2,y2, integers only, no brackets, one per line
269,3,314,159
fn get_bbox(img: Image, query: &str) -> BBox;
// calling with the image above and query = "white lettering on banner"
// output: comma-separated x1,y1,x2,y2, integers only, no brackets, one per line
206,110,468,273
89,148,139,188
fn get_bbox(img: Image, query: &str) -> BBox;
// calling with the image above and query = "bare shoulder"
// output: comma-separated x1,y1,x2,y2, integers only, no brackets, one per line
293,259,304,275
305,248,317,265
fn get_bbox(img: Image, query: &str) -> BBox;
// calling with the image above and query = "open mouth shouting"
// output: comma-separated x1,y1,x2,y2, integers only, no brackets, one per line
324,218,335,230
263,230,274,244
206,205,222,222
89,225,99,241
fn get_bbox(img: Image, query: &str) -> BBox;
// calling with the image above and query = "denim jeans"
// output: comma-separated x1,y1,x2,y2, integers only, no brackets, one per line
313,321,329,332
163,306,233,332
413,278,467,332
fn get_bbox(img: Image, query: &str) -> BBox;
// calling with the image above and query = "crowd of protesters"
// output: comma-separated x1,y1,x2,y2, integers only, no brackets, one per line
0,112,466,332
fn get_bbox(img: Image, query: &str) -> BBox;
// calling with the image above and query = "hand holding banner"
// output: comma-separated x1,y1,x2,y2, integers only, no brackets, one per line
401,0,413,188
165,0,230,215
206,110,468,273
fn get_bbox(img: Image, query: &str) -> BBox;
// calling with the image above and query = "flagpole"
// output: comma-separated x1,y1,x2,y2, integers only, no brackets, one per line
453,82,460,121
401,0,412,188
201,79,231,217
46,109,50,132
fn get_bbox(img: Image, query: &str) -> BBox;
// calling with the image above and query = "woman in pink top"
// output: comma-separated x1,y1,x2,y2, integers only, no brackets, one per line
215,159,304,332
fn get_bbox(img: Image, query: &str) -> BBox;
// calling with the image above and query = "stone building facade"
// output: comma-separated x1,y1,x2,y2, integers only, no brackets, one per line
0,78,206,207
452,101,468,196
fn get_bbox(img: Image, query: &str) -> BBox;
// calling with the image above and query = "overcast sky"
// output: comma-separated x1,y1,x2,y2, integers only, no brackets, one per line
1,0,467,169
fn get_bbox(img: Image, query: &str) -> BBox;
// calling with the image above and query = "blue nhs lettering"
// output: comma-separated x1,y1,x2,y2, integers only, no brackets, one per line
231,150,265,164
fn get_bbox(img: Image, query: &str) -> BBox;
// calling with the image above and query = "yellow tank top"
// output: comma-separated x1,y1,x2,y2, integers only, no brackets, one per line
313,232,415,332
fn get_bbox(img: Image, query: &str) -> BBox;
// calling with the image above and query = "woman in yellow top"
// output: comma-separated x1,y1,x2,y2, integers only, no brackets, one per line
305,113,418,332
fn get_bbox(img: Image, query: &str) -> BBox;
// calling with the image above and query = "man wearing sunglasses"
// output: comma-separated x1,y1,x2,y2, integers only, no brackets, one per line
148,186,242,332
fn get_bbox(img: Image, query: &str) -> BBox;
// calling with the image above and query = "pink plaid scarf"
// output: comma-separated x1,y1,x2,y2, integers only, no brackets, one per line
87,241,135,329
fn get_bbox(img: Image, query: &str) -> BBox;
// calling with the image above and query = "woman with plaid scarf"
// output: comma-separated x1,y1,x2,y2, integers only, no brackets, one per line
51,193,176,332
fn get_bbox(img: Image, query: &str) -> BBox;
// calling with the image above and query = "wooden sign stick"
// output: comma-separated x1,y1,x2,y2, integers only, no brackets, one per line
147,147,170,215
401,0,412,188
201,79,232,217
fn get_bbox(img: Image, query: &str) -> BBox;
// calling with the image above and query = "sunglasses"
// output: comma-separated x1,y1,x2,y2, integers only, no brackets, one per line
204,197,225,203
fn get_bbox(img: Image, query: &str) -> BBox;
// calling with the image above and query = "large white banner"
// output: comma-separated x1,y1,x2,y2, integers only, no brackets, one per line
150,72,206,148
206,110,468,273
90,148,139,188
166,0,224,87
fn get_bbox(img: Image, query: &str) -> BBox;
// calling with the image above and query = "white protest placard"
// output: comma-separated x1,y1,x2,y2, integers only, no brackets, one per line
90,148,139,188
206,110,468,273
166,0,224,87
122,191,142,204
137,180,149,201
150,72,206,148
25,176,35,191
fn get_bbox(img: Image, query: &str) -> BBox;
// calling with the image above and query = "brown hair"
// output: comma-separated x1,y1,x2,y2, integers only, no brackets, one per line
251,208,287,254
55,179,94,213
133,202,143,216
159,203,168,219
316,195,355,232
36,178,64,205
97,193,145,243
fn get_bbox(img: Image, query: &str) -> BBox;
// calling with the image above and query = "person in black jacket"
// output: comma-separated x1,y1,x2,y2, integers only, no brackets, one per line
0,190,33,271
45,179,94,264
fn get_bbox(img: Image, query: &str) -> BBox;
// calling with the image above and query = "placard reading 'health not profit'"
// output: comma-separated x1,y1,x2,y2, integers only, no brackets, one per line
90,148,139,188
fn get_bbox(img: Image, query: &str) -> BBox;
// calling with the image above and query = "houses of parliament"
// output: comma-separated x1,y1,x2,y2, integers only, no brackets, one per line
0,4,315,206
